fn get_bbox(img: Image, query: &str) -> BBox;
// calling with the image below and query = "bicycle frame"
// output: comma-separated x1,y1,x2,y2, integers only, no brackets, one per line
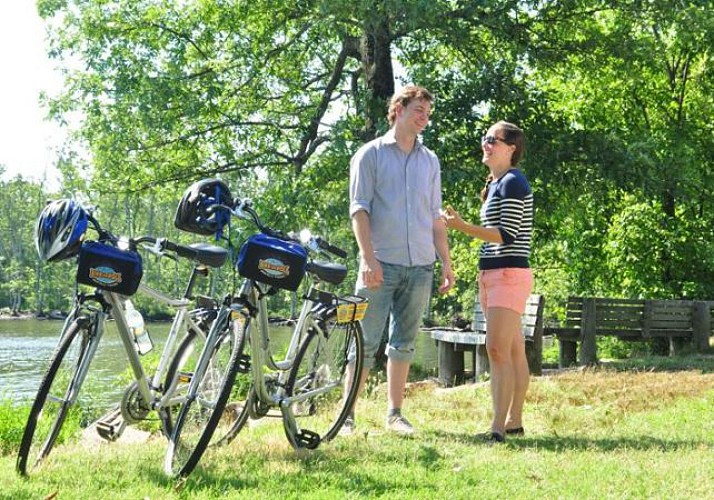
53,270,214,430
234,272,342,414
135,282,208,409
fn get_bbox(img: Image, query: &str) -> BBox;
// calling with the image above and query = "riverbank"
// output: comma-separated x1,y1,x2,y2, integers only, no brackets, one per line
0,311,40,320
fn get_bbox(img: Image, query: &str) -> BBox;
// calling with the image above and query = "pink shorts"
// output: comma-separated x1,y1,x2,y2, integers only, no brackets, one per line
478,268,534,315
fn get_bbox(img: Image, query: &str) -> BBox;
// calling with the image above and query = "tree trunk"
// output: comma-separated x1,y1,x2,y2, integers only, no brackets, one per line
359,14,395,140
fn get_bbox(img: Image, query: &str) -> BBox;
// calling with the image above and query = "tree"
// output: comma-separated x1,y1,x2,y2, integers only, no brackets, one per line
29,0,714,323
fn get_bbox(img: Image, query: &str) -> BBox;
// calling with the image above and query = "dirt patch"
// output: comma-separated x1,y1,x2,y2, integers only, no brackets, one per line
80,422,152,451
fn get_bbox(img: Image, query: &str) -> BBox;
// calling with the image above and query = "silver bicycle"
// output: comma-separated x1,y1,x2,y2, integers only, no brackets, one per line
17,203,228,476
164,198,366,478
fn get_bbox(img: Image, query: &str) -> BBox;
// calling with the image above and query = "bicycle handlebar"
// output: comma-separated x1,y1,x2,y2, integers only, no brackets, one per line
209,199,347,260
313,236,347,259
134,236,203,262
85,215,205,263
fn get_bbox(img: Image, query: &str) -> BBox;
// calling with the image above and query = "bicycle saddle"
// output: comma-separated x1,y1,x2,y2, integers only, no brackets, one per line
188,242,229,268
306,261,347,285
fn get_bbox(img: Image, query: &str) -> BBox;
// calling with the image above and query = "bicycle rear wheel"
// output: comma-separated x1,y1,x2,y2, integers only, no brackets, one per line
17,318,94,475
283,315,364,449
164,310,246,477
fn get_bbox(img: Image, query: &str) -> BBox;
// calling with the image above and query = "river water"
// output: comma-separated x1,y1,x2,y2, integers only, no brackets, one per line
0,319,441,409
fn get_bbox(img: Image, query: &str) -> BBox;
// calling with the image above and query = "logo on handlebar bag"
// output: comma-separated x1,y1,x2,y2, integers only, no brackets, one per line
258,258,291,279
88,266,124,286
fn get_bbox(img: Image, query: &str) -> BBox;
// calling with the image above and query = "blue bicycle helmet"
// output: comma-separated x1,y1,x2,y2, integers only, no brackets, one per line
174,179,233,236
35,199,89,262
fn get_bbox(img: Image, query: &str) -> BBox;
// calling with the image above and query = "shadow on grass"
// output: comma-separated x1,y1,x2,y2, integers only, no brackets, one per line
602,354,714,373
141,458,401,497
432,429,712,452
130,429,712,496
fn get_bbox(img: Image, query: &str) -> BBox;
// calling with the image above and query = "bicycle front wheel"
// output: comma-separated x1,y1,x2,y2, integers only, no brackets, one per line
164,311,246,477
283,316,364,448
17,318,94,476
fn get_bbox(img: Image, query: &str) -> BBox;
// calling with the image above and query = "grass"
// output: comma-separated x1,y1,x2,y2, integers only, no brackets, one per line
2,355,714,499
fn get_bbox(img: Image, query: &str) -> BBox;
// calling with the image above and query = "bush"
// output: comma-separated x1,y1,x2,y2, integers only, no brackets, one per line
0,398,29,455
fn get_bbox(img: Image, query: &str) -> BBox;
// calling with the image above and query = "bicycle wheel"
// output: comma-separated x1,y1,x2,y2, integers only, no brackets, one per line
17,318,94,476
164,310,246,477
283,314,364,449
210,312,254,447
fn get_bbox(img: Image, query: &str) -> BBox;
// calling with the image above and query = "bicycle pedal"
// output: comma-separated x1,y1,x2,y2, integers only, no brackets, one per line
177,371,193,383
295,429,321,449
95,407,127,442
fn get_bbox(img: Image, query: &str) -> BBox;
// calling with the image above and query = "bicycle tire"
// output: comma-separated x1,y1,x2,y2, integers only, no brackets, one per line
16,318,93,475
283,314,364,448
162,318,251,446
210,315,253,447
164,311,246,477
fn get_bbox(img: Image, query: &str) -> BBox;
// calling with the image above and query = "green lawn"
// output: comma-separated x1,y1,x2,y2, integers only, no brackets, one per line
2,357,714,499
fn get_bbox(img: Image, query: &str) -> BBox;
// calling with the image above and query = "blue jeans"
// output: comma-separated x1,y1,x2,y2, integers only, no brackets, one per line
355,262,434,370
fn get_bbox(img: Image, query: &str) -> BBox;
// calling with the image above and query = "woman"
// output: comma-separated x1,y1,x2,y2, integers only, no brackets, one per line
443,121,533,443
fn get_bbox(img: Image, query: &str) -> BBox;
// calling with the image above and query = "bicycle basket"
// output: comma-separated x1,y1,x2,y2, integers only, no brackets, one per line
237,233,307,291
336,295,369,323
76,241,143,296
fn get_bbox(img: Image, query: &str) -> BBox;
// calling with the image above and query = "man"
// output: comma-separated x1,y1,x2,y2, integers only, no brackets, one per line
347,85,455,435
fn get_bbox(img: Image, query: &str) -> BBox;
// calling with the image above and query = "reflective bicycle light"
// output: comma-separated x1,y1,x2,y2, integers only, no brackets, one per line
299,229,312,243
117,237,130,250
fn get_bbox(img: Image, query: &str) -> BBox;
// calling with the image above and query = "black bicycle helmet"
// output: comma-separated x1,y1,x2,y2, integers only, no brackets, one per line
174,178,233,236
35,199,89,262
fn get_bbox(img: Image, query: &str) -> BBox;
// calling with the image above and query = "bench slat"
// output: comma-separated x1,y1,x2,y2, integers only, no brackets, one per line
550,296,705,368
430,330,487,345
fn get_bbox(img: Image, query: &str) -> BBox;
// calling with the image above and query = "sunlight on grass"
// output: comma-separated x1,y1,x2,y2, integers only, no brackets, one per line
2,356,714,498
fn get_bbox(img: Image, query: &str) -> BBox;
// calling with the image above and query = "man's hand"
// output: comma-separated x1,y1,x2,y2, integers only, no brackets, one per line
360,255,384,289
438,263,455,294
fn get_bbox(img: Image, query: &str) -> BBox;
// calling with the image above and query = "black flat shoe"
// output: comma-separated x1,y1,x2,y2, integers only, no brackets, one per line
505,427,524,436
477,431,505,443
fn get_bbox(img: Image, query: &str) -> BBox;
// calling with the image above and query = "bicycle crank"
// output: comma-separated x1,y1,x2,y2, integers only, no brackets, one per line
120,378,152,424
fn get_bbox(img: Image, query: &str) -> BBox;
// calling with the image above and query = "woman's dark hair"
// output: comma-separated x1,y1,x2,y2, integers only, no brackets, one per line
495,120,526,166
480,174,493,203
480,121,526,201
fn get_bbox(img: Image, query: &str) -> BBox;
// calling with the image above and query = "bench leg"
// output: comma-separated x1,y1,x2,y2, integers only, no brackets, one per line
559,339,577,368
525,340,542,376
437,341,465,387
670,336,688,356
474,344,489,378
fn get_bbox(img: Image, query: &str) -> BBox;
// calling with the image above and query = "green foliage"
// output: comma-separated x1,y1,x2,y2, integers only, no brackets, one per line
0,399,28,455
3,1,714,326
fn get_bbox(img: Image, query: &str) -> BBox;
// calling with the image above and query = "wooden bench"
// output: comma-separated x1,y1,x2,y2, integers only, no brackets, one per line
544,296,712,367
429,294,544,387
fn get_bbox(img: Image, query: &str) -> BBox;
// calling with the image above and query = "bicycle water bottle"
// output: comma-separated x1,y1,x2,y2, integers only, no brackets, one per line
124,300,153,355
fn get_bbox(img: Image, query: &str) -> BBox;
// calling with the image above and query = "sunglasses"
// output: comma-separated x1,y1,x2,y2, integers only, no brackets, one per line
481,135,508,145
